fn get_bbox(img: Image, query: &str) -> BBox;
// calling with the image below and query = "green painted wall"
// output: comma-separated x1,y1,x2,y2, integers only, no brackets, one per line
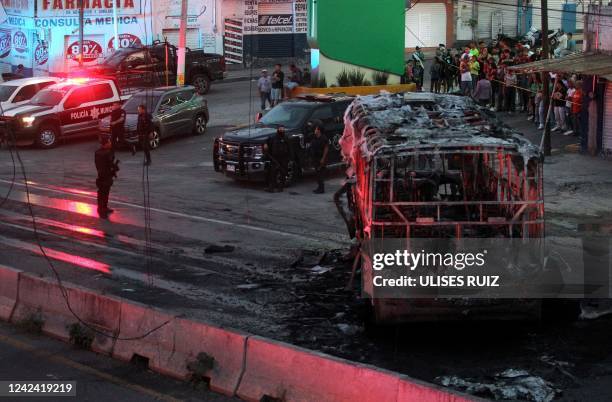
309,0,405,75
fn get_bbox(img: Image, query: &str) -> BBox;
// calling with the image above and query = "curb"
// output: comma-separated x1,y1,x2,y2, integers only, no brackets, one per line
0,266,483,402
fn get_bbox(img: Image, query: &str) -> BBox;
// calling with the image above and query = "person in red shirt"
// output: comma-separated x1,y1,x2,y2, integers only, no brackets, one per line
570,81,583,139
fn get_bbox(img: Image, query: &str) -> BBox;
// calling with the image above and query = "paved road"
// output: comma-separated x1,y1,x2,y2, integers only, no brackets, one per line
2,83,612,401
0,320,236,401
0,79,352,340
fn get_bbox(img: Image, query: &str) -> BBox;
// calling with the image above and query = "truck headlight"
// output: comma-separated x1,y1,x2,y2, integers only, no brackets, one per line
21,116,35,127
253,144,264,159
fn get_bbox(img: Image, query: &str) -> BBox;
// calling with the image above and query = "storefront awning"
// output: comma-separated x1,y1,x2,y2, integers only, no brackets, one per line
508,52,612,80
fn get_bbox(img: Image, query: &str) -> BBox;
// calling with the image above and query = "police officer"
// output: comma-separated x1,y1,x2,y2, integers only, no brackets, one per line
310,123,329,194
95,138,118,219
109,102,132,153
264,125,291,192
137,104,153,166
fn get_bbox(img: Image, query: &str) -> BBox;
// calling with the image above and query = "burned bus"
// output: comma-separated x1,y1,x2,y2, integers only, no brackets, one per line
336,92,545,323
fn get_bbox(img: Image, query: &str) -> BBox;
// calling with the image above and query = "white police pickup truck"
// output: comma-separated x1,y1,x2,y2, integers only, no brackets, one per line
0,77,61,112
0,78,124,148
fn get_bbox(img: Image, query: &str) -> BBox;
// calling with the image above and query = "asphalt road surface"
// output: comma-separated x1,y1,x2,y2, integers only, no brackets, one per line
0,320,236,401
1,81,612,401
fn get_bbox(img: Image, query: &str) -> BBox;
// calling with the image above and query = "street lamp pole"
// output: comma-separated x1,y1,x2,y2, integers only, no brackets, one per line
176,0,188,86
541,0,551,156
78,0,84,67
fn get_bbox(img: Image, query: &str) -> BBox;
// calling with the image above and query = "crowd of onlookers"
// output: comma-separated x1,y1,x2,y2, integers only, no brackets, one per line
402,36,583,139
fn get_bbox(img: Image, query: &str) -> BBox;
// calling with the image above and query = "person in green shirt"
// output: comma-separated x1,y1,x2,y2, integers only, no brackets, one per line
469,55,480,90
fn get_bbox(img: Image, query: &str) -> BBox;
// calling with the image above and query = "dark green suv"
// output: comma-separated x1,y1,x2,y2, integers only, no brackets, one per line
99,86,209,149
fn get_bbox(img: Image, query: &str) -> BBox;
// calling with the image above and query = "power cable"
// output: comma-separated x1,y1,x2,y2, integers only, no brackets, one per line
457,0,612,19
0,8,175,341
5,126,174,341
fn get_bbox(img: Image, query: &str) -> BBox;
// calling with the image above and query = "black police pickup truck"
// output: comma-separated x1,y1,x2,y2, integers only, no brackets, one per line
213,94,353,183
78,41,226,95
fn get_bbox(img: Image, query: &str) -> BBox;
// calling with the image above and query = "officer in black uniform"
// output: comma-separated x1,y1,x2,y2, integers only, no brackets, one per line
137,104,153,166
310,123,329,194
95,138,118,219
264,125,291,192
109,102,132,153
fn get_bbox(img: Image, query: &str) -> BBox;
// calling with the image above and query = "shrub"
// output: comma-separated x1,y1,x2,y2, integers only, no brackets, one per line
348,69,366,86
336,69,350,87
372,71,390,85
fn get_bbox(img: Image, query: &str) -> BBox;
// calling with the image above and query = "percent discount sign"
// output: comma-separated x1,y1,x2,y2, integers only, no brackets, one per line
107,33,141,51
66,40,103,63
34,43,49,66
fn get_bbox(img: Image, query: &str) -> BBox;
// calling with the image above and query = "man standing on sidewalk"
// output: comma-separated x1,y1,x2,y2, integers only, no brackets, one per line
257,69,272,111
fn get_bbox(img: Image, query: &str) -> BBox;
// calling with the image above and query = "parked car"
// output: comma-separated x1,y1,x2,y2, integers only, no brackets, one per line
213,94,353,184
0,77,61,113
99,86,208,150
0,78,123,148
79,41,226,95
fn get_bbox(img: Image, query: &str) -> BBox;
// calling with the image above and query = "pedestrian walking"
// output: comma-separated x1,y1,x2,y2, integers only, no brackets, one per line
309,123,329,194
271,64,284,106
257,69,272,111
137,104,153,166
95,137,118,219
264,125,291,192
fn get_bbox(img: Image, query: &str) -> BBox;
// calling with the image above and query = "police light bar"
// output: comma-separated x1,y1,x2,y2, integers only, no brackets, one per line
65,78,90,85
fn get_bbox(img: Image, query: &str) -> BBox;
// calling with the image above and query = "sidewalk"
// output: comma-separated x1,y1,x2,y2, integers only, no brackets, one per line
497,110,579,154
224,64,277,83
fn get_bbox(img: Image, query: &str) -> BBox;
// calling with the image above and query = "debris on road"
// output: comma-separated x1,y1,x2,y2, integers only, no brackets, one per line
580,299,612,320
438,369,559,402
204,245,235,254
310,265,333,275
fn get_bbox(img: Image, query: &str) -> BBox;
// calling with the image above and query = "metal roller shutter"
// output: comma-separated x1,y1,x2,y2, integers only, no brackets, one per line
405,3,447,48
500,0,518,36
161,29,201,50
603,82,612,154
476,3,497,40
530,0,577,31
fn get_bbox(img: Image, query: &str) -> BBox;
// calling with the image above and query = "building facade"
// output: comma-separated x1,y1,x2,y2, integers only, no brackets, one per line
0,0,308,78
308,0,405,86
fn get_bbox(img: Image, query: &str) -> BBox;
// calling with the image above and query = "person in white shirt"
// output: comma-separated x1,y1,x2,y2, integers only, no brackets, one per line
257,69,272,111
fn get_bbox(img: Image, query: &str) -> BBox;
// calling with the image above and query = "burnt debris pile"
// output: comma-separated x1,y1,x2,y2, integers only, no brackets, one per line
338,93,544,239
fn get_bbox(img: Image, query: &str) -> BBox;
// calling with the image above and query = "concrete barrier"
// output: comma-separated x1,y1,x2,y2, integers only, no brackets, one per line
11,273,121,354
237,336,482,402
0,265,20,321
112,302,247,396
396,377,481,402
291,83,417,98
0,267,477,401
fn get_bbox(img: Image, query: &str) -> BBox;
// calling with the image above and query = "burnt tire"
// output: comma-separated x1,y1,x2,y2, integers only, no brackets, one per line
36,124,59,149
193,114,207,135
192,75,211,94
